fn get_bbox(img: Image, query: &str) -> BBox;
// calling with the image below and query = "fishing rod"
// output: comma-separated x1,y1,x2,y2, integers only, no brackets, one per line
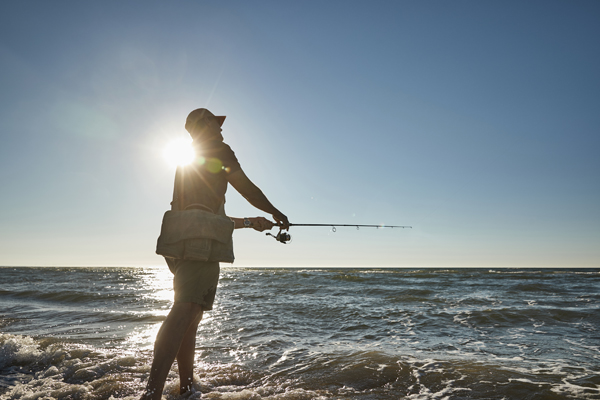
266,223,412,244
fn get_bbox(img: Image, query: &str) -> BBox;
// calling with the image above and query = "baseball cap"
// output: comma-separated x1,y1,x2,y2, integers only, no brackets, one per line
185,108,226,132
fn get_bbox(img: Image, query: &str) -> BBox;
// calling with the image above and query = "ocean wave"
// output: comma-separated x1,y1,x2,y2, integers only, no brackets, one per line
0,333,145,399
0,288,135,304
454,306,599,329
3,333,598,400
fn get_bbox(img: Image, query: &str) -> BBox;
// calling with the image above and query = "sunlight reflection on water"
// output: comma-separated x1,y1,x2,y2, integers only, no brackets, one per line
124,323,162,349
123,267,173,349
140,266,173,304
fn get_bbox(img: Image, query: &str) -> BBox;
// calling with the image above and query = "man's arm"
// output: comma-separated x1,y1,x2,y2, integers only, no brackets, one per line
227,168,289,229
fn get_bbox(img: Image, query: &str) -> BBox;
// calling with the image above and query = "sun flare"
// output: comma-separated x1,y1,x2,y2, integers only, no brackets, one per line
163,137,195,166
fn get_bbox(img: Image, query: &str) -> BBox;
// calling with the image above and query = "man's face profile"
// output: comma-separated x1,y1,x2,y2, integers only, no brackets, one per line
191,115,223,142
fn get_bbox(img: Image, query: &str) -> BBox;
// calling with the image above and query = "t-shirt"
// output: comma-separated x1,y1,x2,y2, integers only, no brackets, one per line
171,141,241,213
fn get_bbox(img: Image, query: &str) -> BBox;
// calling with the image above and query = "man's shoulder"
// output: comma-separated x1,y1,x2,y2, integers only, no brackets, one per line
215,142,241,171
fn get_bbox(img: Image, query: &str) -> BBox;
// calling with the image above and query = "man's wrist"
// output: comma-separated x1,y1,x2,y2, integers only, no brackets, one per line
243,217,252,228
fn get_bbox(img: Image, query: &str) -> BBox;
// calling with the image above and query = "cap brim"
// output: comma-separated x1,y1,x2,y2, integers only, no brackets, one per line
215,116,226,126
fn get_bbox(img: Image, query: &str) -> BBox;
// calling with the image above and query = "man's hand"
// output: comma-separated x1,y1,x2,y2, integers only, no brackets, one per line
273,212,289,230
248,217,275,232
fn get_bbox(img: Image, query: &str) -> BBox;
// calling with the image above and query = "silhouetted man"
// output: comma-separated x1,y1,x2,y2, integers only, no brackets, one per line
141,108,289,399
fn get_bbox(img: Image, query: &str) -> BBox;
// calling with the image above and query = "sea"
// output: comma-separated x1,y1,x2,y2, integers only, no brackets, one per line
0,267,598,400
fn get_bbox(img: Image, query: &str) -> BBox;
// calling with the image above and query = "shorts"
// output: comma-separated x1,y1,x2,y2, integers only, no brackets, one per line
167,258,220,310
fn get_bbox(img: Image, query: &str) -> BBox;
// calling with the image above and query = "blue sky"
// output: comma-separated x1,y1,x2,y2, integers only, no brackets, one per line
0,1,598,267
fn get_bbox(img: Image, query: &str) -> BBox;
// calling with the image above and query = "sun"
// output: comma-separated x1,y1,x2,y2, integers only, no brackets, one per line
163,137,195,167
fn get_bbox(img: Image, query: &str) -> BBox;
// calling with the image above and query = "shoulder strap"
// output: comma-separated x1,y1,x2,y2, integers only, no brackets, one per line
171,166,184,211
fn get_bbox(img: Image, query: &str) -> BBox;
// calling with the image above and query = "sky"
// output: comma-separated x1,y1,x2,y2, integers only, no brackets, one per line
0,1,599,268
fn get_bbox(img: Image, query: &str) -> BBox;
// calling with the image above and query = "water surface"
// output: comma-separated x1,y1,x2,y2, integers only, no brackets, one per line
1,267,598,399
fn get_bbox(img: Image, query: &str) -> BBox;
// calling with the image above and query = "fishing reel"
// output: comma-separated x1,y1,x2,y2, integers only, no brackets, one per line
266,229,292,244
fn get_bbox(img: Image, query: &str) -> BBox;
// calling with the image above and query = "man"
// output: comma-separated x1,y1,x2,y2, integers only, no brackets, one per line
141,108,289,399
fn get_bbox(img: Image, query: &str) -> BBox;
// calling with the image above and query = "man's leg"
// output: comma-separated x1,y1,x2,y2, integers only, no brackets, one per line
176,310,203,394
141,302,203,400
